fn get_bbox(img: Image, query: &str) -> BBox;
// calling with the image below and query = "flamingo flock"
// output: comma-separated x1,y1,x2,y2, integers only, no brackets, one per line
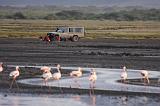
40,64,63,92
120,66,150,84
0,62,152,92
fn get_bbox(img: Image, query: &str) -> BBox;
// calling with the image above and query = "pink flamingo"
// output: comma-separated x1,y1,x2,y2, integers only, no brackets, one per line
70,67,82,88
140,70,150,84
120,66,128,91
89,68,97,95
52,64,61,80
9,66,20,89
40,66,52,90
89,68,97,88
42,69,52,86
52,64,63,93
121,66,127,83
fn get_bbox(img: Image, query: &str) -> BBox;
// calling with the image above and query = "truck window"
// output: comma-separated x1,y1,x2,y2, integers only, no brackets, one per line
69,28,74,32
75,28,83,33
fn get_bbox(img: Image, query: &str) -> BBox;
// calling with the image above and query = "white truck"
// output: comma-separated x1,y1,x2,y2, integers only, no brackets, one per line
46,27,85,42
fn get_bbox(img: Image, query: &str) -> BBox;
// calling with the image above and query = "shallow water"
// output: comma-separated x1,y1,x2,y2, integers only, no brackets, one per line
17,66,160,94
0,93,159,106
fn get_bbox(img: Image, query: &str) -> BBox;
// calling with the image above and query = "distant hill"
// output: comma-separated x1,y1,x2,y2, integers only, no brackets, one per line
0,5,150,14
0,0,160,8
0,5,160,21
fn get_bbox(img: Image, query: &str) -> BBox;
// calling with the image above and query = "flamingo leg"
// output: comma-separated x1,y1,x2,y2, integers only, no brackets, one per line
89,82,92,96
89,81,94,96
92,87,95,95
47,80,51,91
44,80,47,86
121,80,126,91
143,77,146,84
48,85,51,91
10,78,15,89
93,81,96,88
15,80,19,89
143,77,147,85
146,77,150,84
58,80,63,94
43,79,51,91
92,82,95,95
41,80,44,88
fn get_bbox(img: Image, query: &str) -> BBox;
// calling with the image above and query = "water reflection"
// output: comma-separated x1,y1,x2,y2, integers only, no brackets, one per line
72,94,96,106
90,95,96,106
72,95,81,101
0,93,160,106
121,96,128,105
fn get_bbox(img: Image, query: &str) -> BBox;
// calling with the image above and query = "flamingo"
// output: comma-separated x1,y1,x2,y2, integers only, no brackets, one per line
52,64,61,80
40,66,53,90
0,62,3,73
140,70,150,84
120,66,128,83
42,69,52,86
70,67,82,88
89,68,97,88
9,66,20,89
52,64,63,93
89,68,97,95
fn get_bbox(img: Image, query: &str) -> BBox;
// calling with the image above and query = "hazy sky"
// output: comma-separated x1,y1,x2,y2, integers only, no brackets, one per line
0,0,160,8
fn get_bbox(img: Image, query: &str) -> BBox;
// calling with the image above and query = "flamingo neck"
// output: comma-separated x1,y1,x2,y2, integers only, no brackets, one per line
57,67,61,73
78,68,81,72
93,72,96,75
16,68,20,72
123,67,126,72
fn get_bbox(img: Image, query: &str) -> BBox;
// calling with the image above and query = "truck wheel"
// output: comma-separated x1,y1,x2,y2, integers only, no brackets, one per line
72,35,79,42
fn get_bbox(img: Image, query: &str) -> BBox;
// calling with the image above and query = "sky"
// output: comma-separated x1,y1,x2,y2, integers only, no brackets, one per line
0,0,160,8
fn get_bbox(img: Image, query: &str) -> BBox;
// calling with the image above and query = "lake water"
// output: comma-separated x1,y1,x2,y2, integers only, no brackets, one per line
0,93,159,106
